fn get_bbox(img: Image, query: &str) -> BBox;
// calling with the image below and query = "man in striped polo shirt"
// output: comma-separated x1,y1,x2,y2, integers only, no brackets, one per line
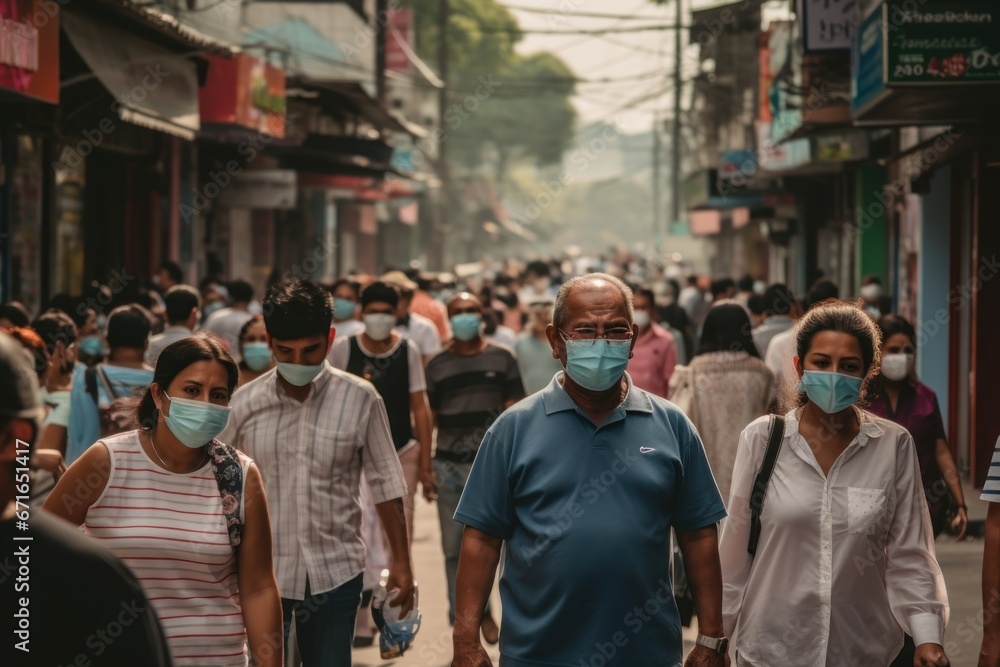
426,292,524,644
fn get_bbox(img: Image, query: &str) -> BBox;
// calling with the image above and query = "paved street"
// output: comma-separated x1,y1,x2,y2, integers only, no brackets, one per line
352,482,988,667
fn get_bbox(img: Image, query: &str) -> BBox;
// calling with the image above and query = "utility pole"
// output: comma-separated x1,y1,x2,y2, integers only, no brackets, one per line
433,0,449,270
670,0,683,231
375,0,388,108
652,113,661,236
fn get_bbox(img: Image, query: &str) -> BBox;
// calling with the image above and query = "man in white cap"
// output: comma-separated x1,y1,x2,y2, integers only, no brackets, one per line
382,270,442,365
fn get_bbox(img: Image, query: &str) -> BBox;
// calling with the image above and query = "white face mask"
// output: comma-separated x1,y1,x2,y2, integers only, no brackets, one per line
881,353,914,381
363,313,396,341
860,284,882,300
633,310,651,328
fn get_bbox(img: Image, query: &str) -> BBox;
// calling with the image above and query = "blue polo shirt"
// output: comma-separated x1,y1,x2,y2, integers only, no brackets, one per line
455,372,727,667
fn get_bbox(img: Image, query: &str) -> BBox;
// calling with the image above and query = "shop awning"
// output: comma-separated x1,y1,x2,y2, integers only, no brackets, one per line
290,80,411,135
62,11,200,140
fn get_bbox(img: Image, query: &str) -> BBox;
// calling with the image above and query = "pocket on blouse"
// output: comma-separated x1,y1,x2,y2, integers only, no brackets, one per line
847,487,888,536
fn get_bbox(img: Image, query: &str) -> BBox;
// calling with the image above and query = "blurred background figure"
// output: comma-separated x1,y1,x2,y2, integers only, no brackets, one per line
28,311,79,506
154,260,183,294
656,279,693,365
326,278,366,342
409,268,452,342
518,261,556,306
669,303,773,502
514,300,562,395
860,275,892,319
766,280,839,408
383,271,442,365
753,284,798,358
199,279,229,324
66,305,154,465
627,287,678,399
236,315,273,388
868,314,968,540
146,285,200,367
202,279,254,363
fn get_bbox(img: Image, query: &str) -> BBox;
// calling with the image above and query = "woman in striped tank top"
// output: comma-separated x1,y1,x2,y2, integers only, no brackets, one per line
45,334,283,667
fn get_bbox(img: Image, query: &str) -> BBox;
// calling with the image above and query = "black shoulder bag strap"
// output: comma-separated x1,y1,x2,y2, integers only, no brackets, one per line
747,414,785,558
85,366,100,405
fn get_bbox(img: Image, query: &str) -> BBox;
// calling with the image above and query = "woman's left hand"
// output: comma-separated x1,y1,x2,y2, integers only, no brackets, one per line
951,506,969,541
915,643,950,667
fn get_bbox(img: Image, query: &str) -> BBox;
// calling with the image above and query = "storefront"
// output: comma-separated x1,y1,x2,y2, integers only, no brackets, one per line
58,8,207,292
198,52,289,293
850,0,1000,485
0,0,60,314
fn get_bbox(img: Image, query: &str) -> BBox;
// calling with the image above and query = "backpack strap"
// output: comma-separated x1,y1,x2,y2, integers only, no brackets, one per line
95,365,119,398
85,366,99,405
206,439,245,548
748,414,785,558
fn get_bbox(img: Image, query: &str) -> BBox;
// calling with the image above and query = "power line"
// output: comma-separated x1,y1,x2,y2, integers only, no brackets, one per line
503,3,678,21
474,23,690,35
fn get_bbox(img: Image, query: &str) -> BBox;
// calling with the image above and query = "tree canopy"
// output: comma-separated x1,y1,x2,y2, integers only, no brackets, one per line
408,0,577,172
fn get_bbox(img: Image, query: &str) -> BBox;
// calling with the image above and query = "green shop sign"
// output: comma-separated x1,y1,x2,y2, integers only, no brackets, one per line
886,2,1000,83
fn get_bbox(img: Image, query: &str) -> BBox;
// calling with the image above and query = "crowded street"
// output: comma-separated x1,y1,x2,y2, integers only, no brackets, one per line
3,1,1000,667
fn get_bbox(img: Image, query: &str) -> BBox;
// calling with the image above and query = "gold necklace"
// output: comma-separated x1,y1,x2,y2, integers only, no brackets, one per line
148,430,208,473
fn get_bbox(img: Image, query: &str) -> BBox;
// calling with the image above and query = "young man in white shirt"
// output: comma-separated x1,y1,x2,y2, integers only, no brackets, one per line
221,280,413,667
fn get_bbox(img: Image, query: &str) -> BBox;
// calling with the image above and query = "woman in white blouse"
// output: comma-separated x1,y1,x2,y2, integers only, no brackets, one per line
719,301,950,667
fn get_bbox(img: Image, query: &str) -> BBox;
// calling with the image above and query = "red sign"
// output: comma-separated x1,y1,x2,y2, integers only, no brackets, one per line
200,54,286,138
386,8,412,73
0,0,58,103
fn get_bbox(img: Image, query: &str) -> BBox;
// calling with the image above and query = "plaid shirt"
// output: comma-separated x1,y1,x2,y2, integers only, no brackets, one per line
221,362,406,599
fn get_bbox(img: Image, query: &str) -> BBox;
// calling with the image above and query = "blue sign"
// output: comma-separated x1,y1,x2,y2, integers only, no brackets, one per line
851,5,888,113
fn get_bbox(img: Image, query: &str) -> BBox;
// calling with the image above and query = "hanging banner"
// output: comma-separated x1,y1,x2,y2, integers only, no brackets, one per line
0,0,59,103
885,2,1000,83
798,0,860,53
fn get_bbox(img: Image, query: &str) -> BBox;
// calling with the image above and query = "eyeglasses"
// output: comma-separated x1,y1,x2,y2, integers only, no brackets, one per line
558,327,633,345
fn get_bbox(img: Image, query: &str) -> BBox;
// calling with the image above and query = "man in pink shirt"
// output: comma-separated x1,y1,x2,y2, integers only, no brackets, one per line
627,287,678,398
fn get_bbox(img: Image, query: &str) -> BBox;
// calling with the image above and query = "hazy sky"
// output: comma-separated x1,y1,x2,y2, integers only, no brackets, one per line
501,1,787,133
502,0,681,134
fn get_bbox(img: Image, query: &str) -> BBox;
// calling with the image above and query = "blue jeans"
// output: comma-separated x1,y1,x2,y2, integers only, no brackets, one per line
434,459,493,625
282,574,363,667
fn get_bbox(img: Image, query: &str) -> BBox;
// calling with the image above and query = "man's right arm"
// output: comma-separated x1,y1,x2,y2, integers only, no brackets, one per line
452,527,502,667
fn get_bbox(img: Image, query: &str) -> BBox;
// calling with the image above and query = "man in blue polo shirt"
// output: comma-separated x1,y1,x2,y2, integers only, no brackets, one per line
451,273,728,667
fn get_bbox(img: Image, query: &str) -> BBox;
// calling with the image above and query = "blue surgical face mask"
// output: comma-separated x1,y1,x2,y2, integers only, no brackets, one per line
242,342,272,371
79,335,105,357
372,569,421,658
563,339,632,391
334,298,357,321
450,313,483,342
203,301,224,318
798,370,862,414
275,360,324,386
162,394,231,449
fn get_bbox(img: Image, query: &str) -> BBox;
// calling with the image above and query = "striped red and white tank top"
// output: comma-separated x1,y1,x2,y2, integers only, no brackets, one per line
85,431,250,667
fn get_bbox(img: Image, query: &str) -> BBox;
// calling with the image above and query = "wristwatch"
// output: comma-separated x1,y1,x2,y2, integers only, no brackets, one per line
696,633,729,655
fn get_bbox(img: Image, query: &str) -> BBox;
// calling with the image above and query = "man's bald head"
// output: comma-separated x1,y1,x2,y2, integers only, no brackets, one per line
553,274,634,332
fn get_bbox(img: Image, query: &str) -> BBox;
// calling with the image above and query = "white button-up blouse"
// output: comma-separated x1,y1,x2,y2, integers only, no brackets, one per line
720,408,949,666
